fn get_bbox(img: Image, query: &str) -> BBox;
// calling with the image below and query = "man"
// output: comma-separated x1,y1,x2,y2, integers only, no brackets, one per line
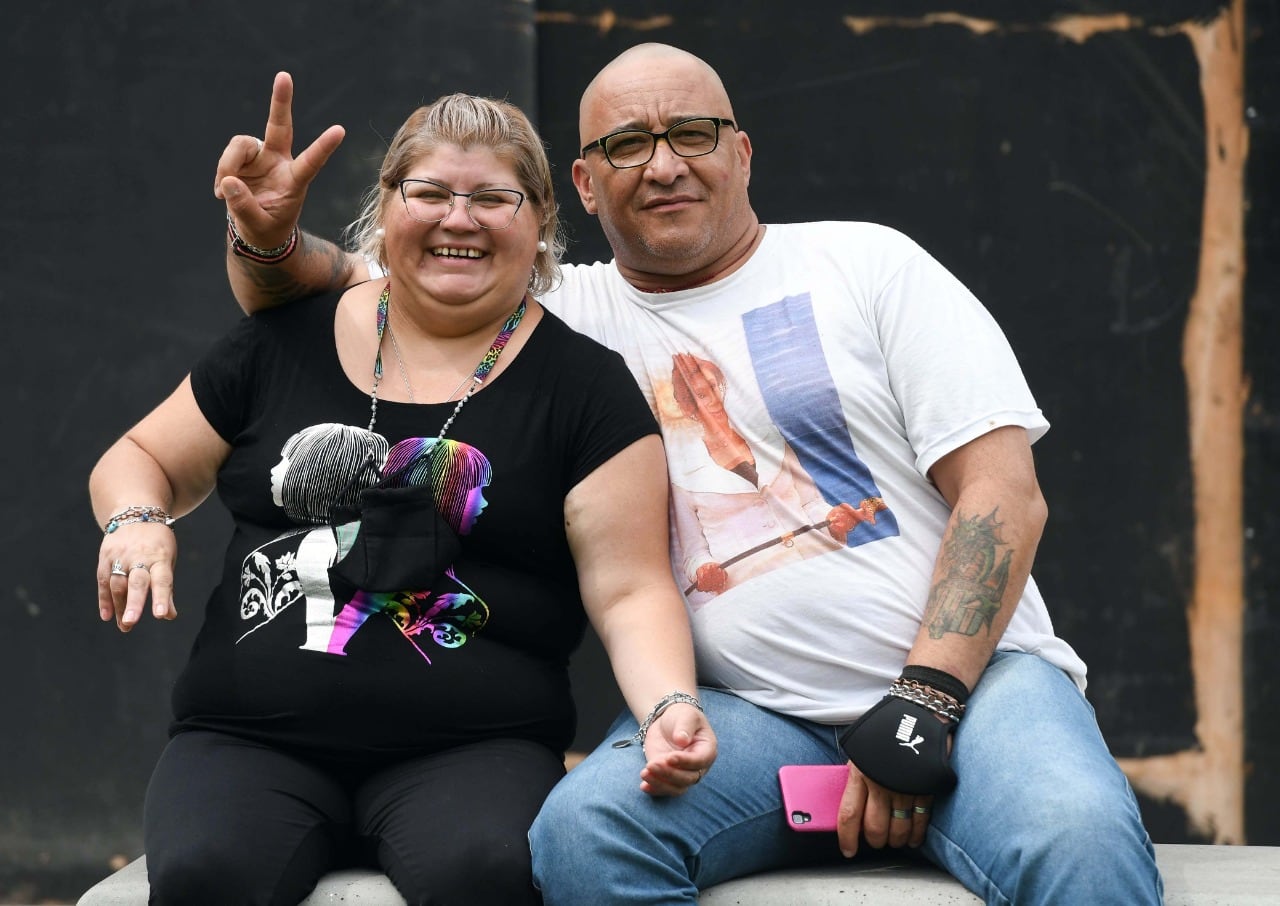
216,44,1162,905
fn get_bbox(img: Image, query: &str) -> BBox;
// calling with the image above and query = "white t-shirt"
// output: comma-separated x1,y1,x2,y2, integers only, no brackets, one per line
541,221,1086,724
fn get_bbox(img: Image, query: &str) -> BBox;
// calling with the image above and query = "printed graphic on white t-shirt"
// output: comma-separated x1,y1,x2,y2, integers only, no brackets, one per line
652,294,899,610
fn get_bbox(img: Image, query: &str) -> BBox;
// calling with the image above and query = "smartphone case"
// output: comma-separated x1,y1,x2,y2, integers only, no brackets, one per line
778,764,848,832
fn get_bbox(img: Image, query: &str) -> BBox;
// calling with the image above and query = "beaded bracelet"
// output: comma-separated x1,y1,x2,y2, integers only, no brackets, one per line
612,691,704,749
226,213,299,264
103,505,175,535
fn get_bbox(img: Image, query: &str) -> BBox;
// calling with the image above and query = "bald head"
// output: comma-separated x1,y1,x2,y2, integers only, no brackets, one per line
578,44,735,146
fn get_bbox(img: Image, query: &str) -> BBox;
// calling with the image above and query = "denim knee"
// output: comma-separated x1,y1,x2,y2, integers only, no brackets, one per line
529,777,611,866
531,767,679,903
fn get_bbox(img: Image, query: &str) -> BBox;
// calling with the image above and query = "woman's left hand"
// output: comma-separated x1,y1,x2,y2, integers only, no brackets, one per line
97,523,179,632
639,704,718,796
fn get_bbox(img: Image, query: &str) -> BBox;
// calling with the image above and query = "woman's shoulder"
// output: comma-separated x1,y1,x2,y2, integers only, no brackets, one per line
248,288,345,333
201,289,345,379
527,307,638,390
532,305,623,361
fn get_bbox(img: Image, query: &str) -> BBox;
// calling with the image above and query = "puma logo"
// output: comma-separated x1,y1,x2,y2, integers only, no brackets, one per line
895,714,924,754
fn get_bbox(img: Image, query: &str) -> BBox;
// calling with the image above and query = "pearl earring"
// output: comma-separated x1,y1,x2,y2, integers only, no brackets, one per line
375,228,385,237
537,240,548,253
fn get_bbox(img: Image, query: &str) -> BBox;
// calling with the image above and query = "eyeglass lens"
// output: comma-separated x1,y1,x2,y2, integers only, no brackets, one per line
401,180,523,229
604,118,724,168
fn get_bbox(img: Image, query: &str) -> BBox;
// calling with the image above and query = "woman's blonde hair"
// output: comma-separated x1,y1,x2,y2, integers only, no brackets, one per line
345,94,564,296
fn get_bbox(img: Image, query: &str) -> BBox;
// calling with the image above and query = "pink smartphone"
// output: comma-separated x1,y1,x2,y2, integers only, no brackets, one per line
778,764,848,832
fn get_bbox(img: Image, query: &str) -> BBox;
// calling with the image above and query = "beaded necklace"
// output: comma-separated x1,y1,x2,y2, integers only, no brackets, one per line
367,280,527,437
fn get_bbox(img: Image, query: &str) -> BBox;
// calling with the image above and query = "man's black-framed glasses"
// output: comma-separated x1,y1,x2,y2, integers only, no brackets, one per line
581,117,737,169
397,179,526,230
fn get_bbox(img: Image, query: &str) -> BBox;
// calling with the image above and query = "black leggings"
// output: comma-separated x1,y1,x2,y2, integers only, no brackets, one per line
143,730,565,906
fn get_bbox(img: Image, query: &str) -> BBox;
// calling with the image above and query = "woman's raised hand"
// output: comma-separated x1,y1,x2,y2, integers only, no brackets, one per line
213,71,346,250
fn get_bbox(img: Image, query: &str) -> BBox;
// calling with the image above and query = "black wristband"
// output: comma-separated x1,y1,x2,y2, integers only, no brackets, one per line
900,664,970,706
839,695,958,795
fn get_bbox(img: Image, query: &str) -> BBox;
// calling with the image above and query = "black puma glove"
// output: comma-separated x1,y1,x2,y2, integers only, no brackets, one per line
838,695,957,795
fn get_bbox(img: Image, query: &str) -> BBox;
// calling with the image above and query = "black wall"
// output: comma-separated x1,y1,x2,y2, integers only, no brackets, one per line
3,1,1275,901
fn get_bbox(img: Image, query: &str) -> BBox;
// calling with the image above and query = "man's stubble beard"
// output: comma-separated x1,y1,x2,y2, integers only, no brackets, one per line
602,210,719,278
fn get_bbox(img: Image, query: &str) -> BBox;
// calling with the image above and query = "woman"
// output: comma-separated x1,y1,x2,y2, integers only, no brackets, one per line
90,87,715,906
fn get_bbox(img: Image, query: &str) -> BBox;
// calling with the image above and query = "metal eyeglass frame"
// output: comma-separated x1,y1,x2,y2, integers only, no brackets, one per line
580,117,738,169
397,178,526,229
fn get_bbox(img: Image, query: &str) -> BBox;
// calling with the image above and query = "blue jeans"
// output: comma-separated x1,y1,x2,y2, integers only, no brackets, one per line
530,652,1163,905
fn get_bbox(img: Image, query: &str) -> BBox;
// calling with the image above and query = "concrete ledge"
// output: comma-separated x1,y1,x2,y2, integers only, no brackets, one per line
78,843,1280,905
700,856,982,905
76,857,409,905
701,844,1280,904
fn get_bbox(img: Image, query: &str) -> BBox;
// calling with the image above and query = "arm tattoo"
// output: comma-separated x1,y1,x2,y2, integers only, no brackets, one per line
924,508,1012,639
234,233,354,303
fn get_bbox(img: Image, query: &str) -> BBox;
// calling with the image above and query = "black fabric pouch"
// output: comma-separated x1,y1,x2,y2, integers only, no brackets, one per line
327,482,461,599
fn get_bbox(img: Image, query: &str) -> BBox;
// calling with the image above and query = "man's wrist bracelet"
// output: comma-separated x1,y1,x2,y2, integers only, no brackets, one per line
888,678,966,723
612,690,703,749
900,664,970,705
226,213,299,264
103,504,175,535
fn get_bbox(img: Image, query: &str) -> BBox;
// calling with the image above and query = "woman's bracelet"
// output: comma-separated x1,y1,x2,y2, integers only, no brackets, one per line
226,213,299,264
612,690,704,749
103,505,175,535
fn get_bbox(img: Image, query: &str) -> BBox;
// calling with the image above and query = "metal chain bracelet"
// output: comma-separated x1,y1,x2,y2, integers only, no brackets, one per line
888,678,965,723
612,691,704,749
103,505,175,535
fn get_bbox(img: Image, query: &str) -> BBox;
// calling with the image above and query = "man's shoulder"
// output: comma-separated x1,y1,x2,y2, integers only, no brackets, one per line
768,220,921,249
763,222,931,283
557,258,616,291
540,260,621,331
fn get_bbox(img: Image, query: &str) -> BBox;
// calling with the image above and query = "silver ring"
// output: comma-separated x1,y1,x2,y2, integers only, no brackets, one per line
129,562,149,573
913,805,930,815
109,560,127,577
891,808,911,820
253,137,264,157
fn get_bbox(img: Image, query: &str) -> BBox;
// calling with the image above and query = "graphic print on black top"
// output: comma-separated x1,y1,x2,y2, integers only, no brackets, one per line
239,424,491,663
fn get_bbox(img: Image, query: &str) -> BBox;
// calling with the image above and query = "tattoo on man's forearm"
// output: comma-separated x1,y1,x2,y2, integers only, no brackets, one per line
242,258,307,298
924,508,1012,639
237,235,351,302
